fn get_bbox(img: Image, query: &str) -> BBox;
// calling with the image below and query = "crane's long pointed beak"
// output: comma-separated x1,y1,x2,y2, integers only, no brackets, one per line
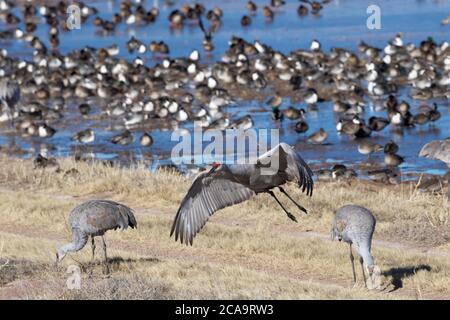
298,204,308,214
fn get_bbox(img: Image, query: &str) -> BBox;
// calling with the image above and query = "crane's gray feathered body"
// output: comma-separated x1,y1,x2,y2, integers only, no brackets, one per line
419,139,450,166
171,142,314,245
57,200,137,264
331,204,376,286
419,139,450,197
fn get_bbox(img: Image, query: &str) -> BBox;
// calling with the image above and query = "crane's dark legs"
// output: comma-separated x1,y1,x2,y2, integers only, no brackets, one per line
101,236,109,274
359,257,367,288
267,190,297,222
278,187,308,214
349,244,357,284
90,237,96,261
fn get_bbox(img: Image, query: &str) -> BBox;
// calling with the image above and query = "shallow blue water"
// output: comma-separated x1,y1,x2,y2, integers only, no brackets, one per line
0,0,449,176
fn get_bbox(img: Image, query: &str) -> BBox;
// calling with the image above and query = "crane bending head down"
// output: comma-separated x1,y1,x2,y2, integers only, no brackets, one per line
56,200,137,267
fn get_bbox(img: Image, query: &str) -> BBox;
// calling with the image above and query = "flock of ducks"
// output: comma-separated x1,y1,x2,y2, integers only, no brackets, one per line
0,1,449,186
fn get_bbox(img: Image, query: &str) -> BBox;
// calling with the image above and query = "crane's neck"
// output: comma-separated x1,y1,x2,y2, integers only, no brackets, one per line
57,237,86,262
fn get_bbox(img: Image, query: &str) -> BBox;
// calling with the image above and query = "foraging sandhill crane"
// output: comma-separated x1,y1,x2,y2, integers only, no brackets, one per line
171,142,314,245
56,200,137,273
0,78,20,124
419,139,450,197
331,205,376,288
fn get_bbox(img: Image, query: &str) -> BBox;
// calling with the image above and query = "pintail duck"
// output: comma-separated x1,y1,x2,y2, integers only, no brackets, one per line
331,164,357,180
38,123,56,138
387,107,404,126
127,36,146,54
367,168,398,184
267,94,283,108
384,95,398,110
0,0,12,11
262,6,274,21
315,169,333,181
301,0,329,14
111,130,134,145
168,9,185,28
271,106,283,121
284,106,304,120
5,12,21,24
197,13,214,52
229,115,253,130
368,116,389,132
307,128,327,144
337,116,361,135
271,0,286,8
33,153,60,171
412,111,429,126
310,39,321,52
333,101,351,113
384,150,404,167
304,88,318,104
206,8,222,23
78,103,91,116
418,103,441,124
357,140,383,157
139,133,153,147
247,1,257,12
398,101,410,114
72,129,95,144
428,103,441,123
295,119,309,134
149,41,170,55
26,21,37,33
240,15,252,27
384,141,399,154
297,4,308,16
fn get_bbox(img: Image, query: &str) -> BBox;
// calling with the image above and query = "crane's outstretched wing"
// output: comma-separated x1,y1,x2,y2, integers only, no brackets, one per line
74,200,137,233
257,143,314,196
171,167,255,245
419,139,450,166
280,143,314,196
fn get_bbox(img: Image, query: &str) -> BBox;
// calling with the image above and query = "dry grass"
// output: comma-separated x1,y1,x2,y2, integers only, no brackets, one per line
0,156,448,300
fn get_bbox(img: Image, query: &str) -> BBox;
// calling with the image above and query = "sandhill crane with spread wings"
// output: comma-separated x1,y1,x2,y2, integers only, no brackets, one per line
56,200,137,273
171,143,314,245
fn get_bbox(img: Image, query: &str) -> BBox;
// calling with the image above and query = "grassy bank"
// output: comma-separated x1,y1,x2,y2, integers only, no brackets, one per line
0,156,448,299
